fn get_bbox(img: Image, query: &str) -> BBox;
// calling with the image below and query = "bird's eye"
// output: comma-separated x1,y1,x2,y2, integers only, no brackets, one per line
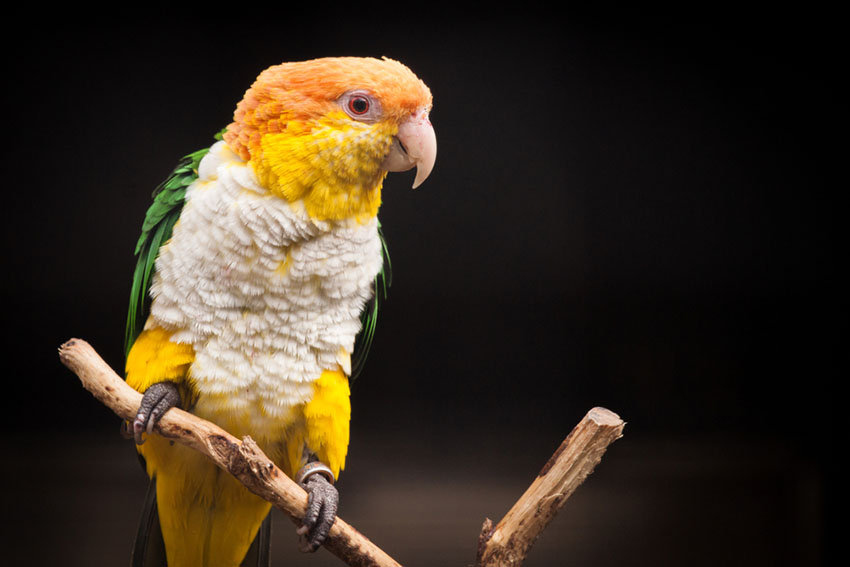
348,95,370,115
340,90,380,121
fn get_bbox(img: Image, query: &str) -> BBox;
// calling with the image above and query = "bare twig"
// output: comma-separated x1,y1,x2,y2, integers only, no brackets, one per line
476,407,625,567
58,338,401,567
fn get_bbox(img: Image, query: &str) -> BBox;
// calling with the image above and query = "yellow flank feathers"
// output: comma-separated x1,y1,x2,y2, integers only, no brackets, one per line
279,369,352,480
125,326,197,406
303,369,352,478
255,112,393,222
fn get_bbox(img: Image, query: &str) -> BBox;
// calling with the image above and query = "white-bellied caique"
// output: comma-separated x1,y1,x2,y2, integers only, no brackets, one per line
122,56,436,567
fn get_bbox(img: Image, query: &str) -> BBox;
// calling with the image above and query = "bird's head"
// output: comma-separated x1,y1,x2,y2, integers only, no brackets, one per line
224,57,436,222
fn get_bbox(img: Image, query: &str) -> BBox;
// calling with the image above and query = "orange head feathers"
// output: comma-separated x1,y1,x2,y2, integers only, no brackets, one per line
226,57,432,151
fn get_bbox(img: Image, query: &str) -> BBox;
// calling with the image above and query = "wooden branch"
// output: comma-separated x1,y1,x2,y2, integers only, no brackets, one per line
476,407,625,567
58,338,401,567
59,337,624,567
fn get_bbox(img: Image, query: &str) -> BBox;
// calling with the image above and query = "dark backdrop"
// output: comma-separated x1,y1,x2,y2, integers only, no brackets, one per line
1,12,838,567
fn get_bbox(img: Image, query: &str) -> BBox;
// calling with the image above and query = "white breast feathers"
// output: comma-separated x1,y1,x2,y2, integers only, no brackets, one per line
147,141,383,434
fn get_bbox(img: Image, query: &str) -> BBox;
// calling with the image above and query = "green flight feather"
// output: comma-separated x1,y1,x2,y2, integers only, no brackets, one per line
124,138,220,358
350,221,392,384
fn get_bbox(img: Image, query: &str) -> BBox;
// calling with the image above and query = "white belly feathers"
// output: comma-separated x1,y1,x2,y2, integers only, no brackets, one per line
147,141,382,433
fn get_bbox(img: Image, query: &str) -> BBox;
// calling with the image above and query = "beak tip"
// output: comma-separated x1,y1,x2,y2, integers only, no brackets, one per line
411,160,434,189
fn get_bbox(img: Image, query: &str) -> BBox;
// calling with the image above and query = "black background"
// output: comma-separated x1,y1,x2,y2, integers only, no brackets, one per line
1,11,839,566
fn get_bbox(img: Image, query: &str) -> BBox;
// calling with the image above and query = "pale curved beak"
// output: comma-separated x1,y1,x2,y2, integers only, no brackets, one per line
382,109,437,188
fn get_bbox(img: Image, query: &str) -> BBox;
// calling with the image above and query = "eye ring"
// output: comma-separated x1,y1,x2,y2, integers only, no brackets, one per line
340,90,381,121
348,95,370,115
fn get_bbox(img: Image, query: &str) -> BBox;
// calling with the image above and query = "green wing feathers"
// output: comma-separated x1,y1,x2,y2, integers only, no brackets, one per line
350,221,392,383
124,146,212,358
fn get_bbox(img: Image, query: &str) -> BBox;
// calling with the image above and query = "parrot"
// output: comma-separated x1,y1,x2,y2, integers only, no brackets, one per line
121,56,436,567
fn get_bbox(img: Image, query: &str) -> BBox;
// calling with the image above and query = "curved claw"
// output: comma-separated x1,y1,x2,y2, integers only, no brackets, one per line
133,382,181,445
297,474,339,552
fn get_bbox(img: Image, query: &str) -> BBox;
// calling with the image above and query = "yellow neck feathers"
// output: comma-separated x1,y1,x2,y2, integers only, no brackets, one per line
250,111,393,222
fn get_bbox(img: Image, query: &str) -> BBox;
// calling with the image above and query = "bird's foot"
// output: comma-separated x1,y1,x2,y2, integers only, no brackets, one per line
129,381,181,445
295,466,338,552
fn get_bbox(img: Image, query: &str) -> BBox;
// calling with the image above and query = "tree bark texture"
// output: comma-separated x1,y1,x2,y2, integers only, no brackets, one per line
476,407,625,566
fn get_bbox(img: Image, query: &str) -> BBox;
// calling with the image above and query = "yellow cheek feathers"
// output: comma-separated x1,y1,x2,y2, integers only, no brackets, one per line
252,112,394,222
